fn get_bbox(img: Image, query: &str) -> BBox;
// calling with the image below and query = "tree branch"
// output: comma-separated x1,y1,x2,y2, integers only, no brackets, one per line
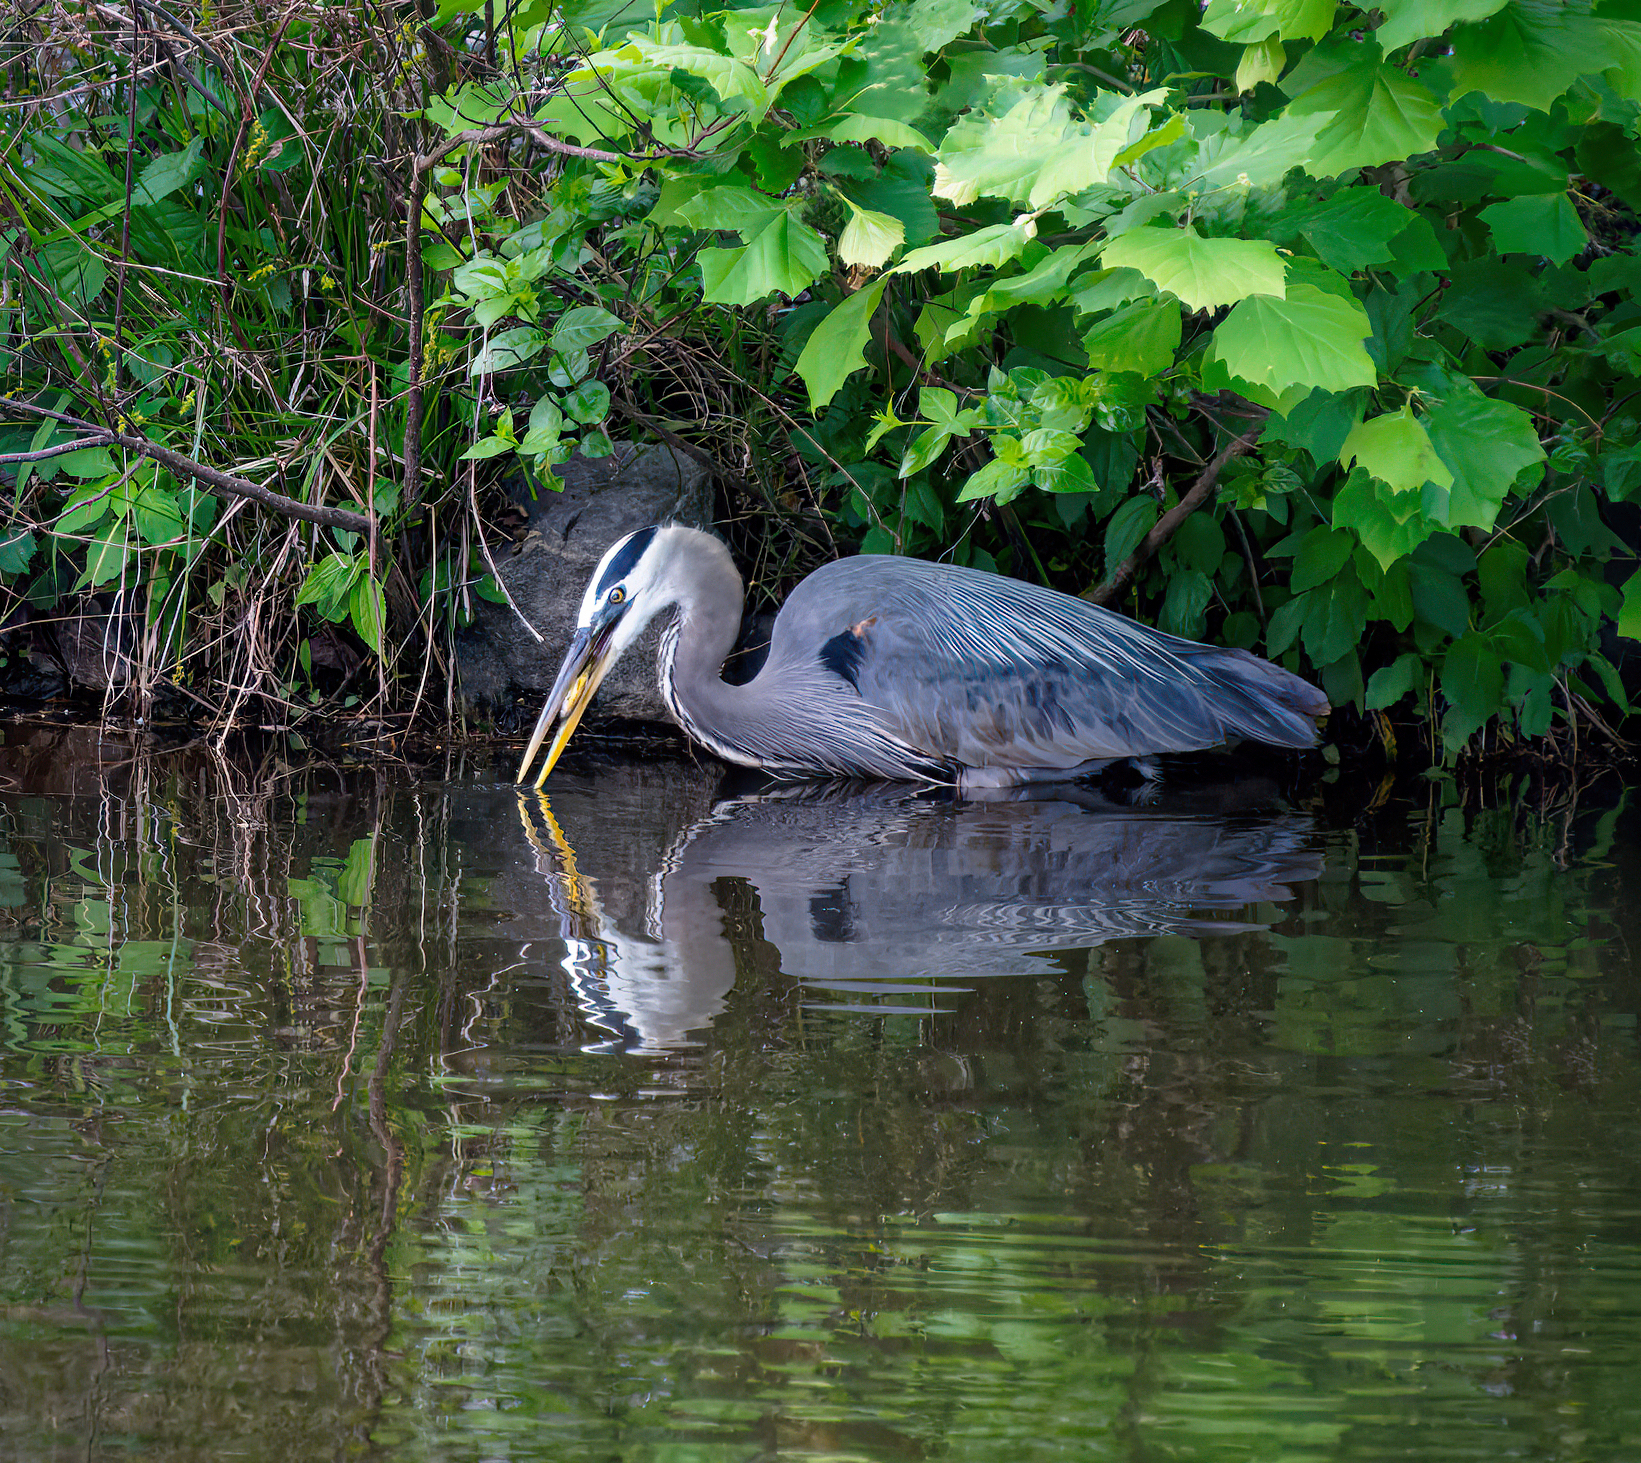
0,400,375,534
1085,416,1266,606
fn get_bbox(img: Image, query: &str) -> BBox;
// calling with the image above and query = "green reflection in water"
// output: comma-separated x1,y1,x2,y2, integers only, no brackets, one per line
0,729,1636,1462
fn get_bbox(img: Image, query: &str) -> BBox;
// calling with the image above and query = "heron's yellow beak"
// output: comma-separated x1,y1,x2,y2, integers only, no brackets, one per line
515,625,618,787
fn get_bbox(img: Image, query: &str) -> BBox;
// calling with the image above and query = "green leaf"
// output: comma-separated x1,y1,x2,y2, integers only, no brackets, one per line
1439,630,1503,749
549,306,622,352
628,40,770,114
1081,299,1181,377
56,482,114,533
700,211,829,305
132,486,185,546
1104,494,1158,577
1285,46,1444,177
0,529,36,575
1033,450,1098,494
805,114,936,152
930,84,1074,207
296,553,360,621
1478,193,1588,264
563,379,610,424
838,202,905,269
1339,408,1454,495
1290,526,1354,593
1333,467,1437,569
1301,566,1370,666
1366,650,1427,709
907,0,983,50
1448,1,1613,113
673,185,785,236
1100,227,1285,312
459,436,516,461
349,573,387,656
1203,0,1333,43
1270,188,1415,274
900,426,952,477
894,220,1038,275
1191,110,1332,190
55,447,118,478
956,455,1031,502
1421,385,1545,530
1619,568,1641,641
1376,0,1508,53
81,520,131,590
1025,91,1170,210
471,327,547,375
134,135,206,206
794,278,890,410
1207,285,1376,397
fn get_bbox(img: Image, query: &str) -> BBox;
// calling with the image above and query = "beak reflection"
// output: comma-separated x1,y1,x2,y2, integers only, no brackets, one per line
515,623,618,787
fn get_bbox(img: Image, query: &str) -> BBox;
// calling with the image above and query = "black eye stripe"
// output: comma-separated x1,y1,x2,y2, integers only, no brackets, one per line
595,526,657,598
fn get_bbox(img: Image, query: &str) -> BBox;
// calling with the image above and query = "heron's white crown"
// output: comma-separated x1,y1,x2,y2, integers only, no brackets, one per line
576,525,730,662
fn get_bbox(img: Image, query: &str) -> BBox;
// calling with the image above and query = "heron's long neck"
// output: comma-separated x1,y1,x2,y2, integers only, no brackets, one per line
655,540,755,760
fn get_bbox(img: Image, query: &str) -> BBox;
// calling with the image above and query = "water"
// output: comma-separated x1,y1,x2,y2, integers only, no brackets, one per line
0,726,1637,1461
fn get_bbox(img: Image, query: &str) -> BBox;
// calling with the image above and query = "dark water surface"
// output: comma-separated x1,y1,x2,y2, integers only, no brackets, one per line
0,728,1637,1462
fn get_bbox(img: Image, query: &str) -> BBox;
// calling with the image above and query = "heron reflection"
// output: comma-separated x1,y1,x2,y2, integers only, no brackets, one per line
517,779,1323,1054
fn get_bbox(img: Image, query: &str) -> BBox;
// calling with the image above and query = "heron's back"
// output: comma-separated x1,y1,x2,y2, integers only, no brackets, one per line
762,553,1327,772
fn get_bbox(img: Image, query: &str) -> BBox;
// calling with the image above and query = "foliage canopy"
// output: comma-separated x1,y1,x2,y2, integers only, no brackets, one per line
2,0,1639,760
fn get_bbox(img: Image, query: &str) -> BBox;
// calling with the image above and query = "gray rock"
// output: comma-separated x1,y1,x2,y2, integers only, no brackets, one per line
457,443,714,725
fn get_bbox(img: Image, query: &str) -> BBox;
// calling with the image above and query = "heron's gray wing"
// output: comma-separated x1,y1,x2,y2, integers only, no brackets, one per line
781,556,1326,768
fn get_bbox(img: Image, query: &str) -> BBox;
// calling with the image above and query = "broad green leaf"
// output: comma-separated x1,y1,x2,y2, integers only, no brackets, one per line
1100,227,1285,311
1338,408,1454,495
459,436,516,461
1026,91,1170,209
563,379,610,424
1619,568,1641,641
55,447,118,478
1203,0,1332,43
134,136,205,206
1191,110,1332,190
894,220,1038,275
349,573,387,656
1447,1,1613,113
1207,285,1376,397
1439,630,1503,749
1290,526,1354,593
956,455,1031,502
1377,0,1508,52
1104,494,1158,576
471,327,547,375
81,520,131,590
700,212,829,305
932,84,1077,206
794,278,889,410
1333,467,1437,568
297,553,360,620
1033,450,1098,494
1081,299,1181,377
1478,193,1588,264
900,426,952,477
57,482,114,533
1301,567,1370,666
132,486,185,546
906,0,982,51
838,203,905,268
1365,650,1426,709
550,305,622,352
1285,49,1443,177
1270,187,1414,274
0,529,36,575
628,40,770,115
1236,37,1286,92
1421,386,1545,530
673,186,785,235
797,114,936,152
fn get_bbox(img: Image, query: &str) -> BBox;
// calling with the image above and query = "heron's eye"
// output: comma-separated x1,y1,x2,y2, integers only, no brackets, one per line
608,587,625,605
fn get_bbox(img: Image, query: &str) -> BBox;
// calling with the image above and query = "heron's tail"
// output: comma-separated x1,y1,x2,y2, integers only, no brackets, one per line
1196,647,1331,749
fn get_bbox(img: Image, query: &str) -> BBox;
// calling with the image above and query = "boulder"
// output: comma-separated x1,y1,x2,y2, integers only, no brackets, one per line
457,443,714,725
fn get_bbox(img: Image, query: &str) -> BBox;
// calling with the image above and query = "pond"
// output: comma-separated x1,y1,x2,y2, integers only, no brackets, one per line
0,725,1637,1462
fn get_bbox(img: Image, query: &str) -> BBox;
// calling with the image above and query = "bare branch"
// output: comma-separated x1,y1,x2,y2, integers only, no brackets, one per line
0,400,375,535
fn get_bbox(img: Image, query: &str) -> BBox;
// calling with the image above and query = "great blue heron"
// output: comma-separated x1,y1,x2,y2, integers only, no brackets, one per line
515,525,1329,788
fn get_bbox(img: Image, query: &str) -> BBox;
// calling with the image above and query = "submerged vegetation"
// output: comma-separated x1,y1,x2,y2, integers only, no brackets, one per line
1,0,1639,763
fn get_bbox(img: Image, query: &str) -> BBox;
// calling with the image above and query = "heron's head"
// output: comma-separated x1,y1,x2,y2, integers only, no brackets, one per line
515,525,674,787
